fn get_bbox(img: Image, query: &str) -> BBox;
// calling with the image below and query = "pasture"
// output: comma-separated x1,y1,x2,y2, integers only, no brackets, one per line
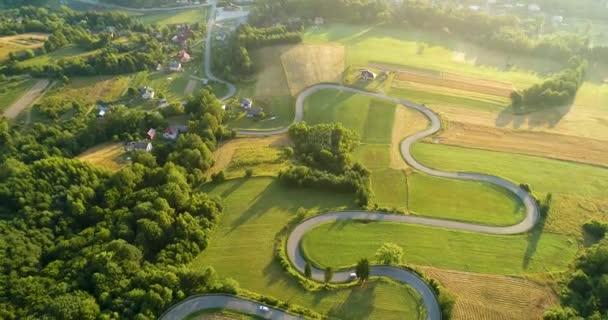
301,220,577,275
192,178,424,320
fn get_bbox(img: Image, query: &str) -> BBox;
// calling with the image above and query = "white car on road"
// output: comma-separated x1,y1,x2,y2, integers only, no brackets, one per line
349,272,357,279
259,305,270,312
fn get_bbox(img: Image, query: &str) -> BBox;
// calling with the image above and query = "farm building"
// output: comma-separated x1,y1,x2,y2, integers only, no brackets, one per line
168,61,182,72
247,107,264,118
241,98,253,109
178,50,191,63
163,125,188,140
127,141,153,152
361,70,376,81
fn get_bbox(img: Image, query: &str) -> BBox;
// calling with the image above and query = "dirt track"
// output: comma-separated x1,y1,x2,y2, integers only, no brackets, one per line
2,79,49,119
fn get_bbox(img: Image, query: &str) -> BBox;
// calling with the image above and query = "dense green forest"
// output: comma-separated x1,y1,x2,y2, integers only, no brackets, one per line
0,89,238,319
0,6,204,79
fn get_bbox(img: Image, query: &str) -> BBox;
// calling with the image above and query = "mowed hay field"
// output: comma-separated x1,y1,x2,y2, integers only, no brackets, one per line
77,142,127,172
192,178,425,320
436,121,608,168
419,266,558,320
0,33,47,60
394,68,514,97
280,44,345,95
301,221,577,275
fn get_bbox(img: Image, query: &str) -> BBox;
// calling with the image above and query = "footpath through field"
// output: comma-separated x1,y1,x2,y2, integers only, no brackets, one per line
162,1,540,319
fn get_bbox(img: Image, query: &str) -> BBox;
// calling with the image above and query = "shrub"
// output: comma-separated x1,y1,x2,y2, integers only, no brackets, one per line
244,168,253,178
583,220,608,239
210,171,226,184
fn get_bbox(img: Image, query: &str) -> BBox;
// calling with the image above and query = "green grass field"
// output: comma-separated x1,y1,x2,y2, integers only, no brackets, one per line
370,168,408,210
303,24,554,86
228,96,295,130
301,221,577,275
0,77,36,111
16,45,98,68
302,89,395,144
412,143,608,199
136,7,209,25
408,172,525,226
354,144,391,170
192,178,424,319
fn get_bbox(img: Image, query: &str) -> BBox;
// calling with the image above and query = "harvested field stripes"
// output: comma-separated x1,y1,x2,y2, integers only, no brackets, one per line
394,70,514,98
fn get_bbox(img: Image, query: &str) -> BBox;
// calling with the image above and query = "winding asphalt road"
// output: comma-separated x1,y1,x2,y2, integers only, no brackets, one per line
161,2,540,319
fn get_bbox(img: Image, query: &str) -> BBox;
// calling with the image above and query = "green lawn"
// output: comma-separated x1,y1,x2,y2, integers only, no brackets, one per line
303,89,395,144
301,221,578,275
0,77,36,111
412,143,608,199
136,7,209,25
229,96,295,130
408,172,525,226
192,178,424,320
304,23,554,86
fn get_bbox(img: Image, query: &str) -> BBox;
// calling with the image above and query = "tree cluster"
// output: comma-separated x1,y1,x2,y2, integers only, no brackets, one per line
0,87,236,319
544,241,608,319
214,23,302,81
278,122,372,207
512,58,587,110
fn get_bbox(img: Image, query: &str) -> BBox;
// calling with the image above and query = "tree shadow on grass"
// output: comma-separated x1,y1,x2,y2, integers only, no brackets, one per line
523,214,547,270
496,104,573,130
227,180,275,233
326,283,377,320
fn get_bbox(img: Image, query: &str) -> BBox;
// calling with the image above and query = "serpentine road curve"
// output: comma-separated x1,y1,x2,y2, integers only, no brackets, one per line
161,2,540,319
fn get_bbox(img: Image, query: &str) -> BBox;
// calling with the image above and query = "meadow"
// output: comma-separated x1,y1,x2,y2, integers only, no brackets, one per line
412,142,608,199
192,178,424,320
301,220,577,275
